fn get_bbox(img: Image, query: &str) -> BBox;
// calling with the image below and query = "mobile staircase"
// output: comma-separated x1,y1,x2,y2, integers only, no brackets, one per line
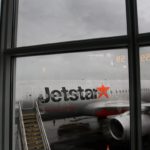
18,99,51,150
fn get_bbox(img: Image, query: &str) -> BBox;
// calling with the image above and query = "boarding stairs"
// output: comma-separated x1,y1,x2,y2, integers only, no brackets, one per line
18,99,51,150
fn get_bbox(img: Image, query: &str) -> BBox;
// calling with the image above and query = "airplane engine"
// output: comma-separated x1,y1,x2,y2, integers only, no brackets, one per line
102,114,150,141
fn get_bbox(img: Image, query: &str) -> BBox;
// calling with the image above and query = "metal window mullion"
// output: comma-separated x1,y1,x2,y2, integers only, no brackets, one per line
0,0,18,150
126,0,142,150
11,0,19,48
3,55,11,150
138,33,150,46
5,35,128,57
0,54,4,150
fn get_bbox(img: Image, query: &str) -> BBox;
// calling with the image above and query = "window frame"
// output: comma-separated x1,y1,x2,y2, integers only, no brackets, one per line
1,0,150,150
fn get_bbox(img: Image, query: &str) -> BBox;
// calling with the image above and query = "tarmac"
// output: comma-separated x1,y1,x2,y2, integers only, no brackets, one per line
15,115,150,150
43,117,130,150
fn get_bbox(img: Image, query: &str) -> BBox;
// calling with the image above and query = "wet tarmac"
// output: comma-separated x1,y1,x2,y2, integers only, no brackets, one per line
15,115,150,150
43,117,130,150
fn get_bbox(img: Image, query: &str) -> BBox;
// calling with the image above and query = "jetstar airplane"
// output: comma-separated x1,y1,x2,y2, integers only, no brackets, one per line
16,80,150,141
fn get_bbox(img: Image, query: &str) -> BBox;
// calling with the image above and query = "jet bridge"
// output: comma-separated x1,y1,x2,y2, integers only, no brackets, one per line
18,100,51,150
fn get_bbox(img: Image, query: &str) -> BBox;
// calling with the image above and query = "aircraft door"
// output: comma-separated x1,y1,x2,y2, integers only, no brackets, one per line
20,94,35,110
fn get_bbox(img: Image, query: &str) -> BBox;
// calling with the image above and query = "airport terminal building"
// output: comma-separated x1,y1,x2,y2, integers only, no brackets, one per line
0,0,150,150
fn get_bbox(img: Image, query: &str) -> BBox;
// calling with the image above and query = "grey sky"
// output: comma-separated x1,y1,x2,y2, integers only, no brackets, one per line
16,49,129,80
16,1,150,81
17,0,150,47
16,47,150,81
17,0,126,46
137,0,150,33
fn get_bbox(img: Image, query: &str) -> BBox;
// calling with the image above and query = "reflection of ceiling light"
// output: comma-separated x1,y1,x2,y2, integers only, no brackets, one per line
110,61,114,66
106,53,112,58
88,54,104,57
42,67,46,73
123,65,127,69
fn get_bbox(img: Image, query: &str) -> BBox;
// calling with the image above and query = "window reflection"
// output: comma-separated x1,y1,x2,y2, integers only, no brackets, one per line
15,50,130,150
140,47,150,150
17,0,126,46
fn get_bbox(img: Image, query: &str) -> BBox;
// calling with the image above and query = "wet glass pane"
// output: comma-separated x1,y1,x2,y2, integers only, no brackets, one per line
17,0,127,47
14,49,130,150
140,47,150,150
137,0,150,33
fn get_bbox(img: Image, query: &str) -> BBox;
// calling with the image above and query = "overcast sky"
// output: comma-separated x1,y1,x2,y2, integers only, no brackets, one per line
16,48,150,81
16,0,150,81
17,0,127,46
137,0,150,33
16,49,129,80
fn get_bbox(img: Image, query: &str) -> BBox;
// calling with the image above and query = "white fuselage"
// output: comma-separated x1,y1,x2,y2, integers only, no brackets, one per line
16,80,150,119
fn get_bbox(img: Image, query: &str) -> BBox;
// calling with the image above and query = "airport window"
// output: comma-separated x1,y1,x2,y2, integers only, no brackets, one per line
17,0,127,47
140,47,150,150
14,49,130,150
1,0,150,150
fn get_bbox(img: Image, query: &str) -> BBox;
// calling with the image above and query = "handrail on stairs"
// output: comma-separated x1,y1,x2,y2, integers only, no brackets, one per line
35,101,51,150
18,101,28,150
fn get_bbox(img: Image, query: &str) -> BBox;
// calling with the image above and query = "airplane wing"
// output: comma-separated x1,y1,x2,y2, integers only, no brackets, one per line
82,100,129,116
82,100,150,116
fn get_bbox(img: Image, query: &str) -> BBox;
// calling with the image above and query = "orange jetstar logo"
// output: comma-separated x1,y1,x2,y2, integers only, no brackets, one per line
97,84,110,98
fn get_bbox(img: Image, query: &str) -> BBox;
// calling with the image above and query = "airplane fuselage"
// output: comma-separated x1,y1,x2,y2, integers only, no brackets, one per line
26,80,150,119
